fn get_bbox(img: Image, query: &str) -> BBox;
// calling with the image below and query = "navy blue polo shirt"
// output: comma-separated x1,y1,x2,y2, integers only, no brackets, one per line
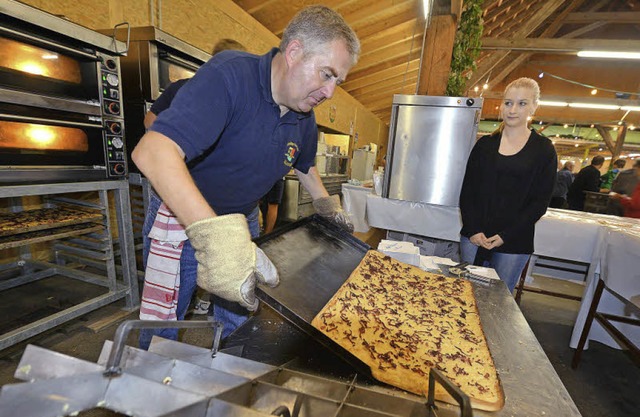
151,48,317,216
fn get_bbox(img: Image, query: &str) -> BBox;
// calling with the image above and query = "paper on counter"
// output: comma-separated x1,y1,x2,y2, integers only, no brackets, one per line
378,239,420,267
465,265,501,281
419,256,456,272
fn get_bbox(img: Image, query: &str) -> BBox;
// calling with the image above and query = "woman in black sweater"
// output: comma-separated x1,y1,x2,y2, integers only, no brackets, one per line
459,77,557,292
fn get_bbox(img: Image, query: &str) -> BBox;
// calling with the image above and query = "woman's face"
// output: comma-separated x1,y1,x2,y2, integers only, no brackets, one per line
500,87,538,129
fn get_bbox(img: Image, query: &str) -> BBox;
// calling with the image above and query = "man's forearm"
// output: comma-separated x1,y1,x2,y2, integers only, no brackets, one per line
132,131,216,226
295,166,329,200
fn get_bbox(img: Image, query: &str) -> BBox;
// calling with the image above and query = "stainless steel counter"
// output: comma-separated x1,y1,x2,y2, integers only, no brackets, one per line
227,280,582,416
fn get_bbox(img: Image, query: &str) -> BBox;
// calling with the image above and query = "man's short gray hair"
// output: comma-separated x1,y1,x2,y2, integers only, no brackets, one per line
280,5,360,65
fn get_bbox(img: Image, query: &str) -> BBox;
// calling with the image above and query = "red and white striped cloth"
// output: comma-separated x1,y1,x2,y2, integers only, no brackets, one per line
139,202,187,321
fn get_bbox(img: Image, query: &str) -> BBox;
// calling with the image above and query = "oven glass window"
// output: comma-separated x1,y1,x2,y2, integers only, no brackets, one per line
0,121,88,152
158,60,196,90
168,64,195,83
0,37,81,84
0,35,99,101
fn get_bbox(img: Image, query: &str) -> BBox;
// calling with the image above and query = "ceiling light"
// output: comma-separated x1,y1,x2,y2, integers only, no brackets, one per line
621,106,640,111
569,103,620,110
563,124,568,128
577,51,640,60
474,86,479,92
483,83,489,90
538,72,544,78
590,89,598,95
423,0,431,20
574,144,579,147
539,100,568,107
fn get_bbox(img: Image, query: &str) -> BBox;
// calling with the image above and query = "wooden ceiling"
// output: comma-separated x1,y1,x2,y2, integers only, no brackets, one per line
234,0,640,156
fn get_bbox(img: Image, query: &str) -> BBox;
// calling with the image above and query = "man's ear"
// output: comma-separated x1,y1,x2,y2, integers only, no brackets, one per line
284,39,304,66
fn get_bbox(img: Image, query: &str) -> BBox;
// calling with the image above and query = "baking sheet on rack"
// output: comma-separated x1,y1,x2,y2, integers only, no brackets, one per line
254,215,371,374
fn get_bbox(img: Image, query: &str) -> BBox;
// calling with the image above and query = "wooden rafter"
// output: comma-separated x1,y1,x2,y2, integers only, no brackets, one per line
467,0,565,90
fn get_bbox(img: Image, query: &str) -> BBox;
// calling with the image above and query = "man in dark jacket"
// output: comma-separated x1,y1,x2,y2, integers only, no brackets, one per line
567,155,604,211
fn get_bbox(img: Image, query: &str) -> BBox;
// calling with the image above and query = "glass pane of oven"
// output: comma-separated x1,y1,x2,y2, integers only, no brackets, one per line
0,33,99,101
157,54,198,90
0,102,104,167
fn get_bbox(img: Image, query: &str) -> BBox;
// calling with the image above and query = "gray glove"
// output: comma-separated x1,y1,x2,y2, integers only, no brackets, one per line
312,195,354,233
185,214,279,311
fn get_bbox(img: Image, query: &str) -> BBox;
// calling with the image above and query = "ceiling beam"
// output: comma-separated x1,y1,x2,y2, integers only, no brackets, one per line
342,60,420,90
348,49,422,79
564,12,640,24
466,0,565,90
480,37,640,52
561,21,608,38
483,0,588,88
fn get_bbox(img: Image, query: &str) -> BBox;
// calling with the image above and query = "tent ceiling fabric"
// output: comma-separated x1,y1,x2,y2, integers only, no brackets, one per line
233,0,640,157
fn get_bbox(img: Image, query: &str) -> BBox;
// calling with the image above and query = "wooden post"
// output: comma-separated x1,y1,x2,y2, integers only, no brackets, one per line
416,14,457,96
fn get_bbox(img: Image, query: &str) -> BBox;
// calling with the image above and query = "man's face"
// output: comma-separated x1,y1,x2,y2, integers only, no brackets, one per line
284,39,353,113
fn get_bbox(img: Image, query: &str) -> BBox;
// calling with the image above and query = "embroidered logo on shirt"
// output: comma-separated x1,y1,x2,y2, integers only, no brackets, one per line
284,142,299,167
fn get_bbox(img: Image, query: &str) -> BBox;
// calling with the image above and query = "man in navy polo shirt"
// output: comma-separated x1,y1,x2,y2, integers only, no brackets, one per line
132,5,359,347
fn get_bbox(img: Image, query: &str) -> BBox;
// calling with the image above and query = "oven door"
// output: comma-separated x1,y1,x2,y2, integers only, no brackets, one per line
156,47,199,94
0,102,118,183
0,25,101,107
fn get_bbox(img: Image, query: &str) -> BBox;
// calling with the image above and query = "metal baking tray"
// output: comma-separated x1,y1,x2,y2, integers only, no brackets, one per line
254,215,372,376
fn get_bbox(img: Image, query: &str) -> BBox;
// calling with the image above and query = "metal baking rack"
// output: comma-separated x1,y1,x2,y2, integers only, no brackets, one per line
0,180,139,350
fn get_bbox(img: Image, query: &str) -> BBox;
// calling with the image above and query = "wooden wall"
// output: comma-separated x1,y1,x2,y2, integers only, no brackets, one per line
18,0,387,146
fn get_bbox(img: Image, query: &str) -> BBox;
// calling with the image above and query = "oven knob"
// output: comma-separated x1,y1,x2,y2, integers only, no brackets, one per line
106,102,120,114
105,59,117,70
105,73,119,87
111,137,124,149
108,122,122,134
113,163,125,175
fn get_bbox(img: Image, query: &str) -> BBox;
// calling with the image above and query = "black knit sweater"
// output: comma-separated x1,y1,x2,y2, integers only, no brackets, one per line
459,129,557,254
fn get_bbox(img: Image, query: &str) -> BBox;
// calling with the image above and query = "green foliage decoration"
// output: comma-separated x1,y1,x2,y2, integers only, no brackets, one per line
446,0,484,96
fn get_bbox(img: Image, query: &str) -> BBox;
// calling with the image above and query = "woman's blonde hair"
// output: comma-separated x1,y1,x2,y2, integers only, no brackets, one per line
504,77,540,105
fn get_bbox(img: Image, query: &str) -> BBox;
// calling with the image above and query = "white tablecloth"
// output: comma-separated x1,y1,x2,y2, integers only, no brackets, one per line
342,185,640,350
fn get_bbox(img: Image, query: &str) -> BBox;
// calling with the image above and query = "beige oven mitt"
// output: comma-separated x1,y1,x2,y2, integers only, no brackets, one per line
185,214,279,311
312,195,354,233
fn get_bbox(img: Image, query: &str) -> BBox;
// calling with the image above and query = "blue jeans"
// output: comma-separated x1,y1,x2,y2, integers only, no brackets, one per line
139,192,260,350
459,236,529,293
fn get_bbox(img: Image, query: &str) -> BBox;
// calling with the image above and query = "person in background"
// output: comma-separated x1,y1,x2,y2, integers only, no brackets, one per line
459,77,557,293
567,155,605,211
609,159,640,218
600,158,627,191
142,39,247,317
606,161,640,216
549,160,574,208
260,178,285,234
133,5,359,350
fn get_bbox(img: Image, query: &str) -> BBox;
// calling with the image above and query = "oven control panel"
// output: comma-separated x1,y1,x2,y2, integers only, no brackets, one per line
104,119,127,177
99,53,126,178
99,55,123,117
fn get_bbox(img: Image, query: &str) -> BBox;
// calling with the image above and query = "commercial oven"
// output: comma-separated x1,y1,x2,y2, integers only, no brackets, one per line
100,26,210,172
0,0,127,183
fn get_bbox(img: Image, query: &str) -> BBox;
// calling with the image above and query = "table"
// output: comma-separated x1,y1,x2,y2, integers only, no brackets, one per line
227,281,582,416
342,185,640,352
